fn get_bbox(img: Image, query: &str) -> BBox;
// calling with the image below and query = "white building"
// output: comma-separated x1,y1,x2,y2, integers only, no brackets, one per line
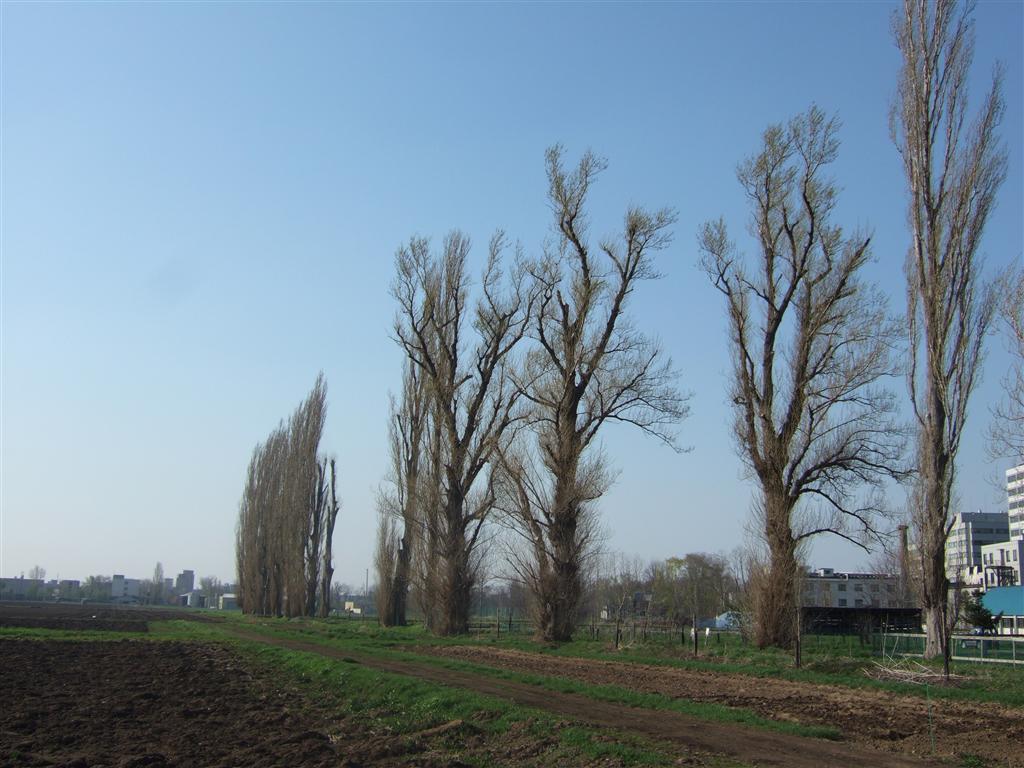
218,593,237,610
981,538,1024,588
945,510,1010,585
1008,464,1024,539
111,574,141,601
801,568,908,609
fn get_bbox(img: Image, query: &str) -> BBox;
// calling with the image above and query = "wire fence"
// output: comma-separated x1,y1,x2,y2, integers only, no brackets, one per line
467,616,1024,666
874,632,1024,665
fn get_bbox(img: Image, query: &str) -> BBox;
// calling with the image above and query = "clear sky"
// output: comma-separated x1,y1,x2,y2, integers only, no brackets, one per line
2,1,1021,588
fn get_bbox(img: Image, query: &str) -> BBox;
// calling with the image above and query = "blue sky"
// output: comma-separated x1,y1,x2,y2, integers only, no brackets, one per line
2,1,1021,587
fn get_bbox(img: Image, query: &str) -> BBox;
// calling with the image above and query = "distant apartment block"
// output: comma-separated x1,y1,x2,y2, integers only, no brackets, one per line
945,510,1010,584
802,568,909,610
0,577,43,600
981,538,1023,588
1008,464,1024,539
801,568,920,633
111,574,141,602
175,570,194,594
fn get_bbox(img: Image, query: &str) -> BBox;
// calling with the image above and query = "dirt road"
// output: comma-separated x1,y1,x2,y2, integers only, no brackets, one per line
227,628,951,768
418,644,1024,766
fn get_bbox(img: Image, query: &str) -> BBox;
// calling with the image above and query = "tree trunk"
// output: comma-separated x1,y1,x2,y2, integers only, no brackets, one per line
756,494,798,648
537,520,581,642
437,496,472,635
439,541,471,635
388,544,411,626
923,600,947,659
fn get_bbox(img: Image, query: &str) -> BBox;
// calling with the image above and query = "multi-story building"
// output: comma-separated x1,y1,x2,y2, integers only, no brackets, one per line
0,577,43,600
801,568,920,632
1008,463,1024,539
175,570,194,594
945,510,1010,585
981,538,1024,588
111,574,141,602
802,568,908,609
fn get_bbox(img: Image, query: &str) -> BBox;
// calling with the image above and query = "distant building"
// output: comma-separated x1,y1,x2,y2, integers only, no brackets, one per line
111,574,141,602
801,568,920,633
218,594,237,611
981,538,1023,588
0,577,43,600
982,586,1024,635
802,568,909,609
945,510,1010,585
175,570,195,594
1008,464,1024,539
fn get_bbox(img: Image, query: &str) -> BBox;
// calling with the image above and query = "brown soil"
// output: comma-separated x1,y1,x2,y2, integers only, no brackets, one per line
228,628,951,768
418,644,1024,767
4,603,694,767
0,633,638,768
0,639,346,767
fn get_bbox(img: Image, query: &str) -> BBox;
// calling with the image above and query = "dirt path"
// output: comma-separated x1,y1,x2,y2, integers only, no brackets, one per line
418,645,1024,767
226,629,949,768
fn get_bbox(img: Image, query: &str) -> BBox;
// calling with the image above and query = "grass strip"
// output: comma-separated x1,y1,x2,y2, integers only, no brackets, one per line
225,620,841,741
218,631,736,767
249,616,1024,709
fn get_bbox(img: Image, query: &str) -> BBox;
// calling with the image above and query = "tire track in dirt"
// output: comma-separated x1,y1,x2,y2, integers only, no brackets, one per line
418,645,1024,767
226,629,948,768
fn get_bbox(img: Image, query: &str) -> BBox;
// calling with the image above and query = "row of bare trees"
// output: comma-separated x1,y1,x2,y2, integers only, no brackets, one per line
375,148,689,640
236,373,340,617
697,0,1011,654
371,0,1013,656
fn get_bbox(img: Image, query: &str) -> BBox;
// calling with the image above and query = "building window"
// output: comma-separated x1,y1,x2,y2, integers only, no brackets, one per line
855,599,864,607
870,584,879,592
838,584,846,591
854,584,863,592
838,599,847,607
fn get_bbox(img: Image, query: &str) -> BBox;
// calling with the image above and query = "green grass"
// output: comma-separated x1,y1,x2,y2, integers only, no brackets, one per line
223,614,1024,709
218,618,841,741
212,631,735,767
0,619,223,643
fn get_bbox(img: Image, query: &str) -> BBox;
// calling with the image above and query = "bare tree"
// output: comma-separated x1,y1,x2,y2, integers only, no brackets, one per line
392,231,532,635
700,106,906,648
376,361,429,626
502,146,688,642
374,505,400,622
495,443,608,641
151,562,165,605
235,374,339,617
410,399,446,630
199,575,223,603
891,0,1006,659
989,264,1024,461
318,458,340,618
